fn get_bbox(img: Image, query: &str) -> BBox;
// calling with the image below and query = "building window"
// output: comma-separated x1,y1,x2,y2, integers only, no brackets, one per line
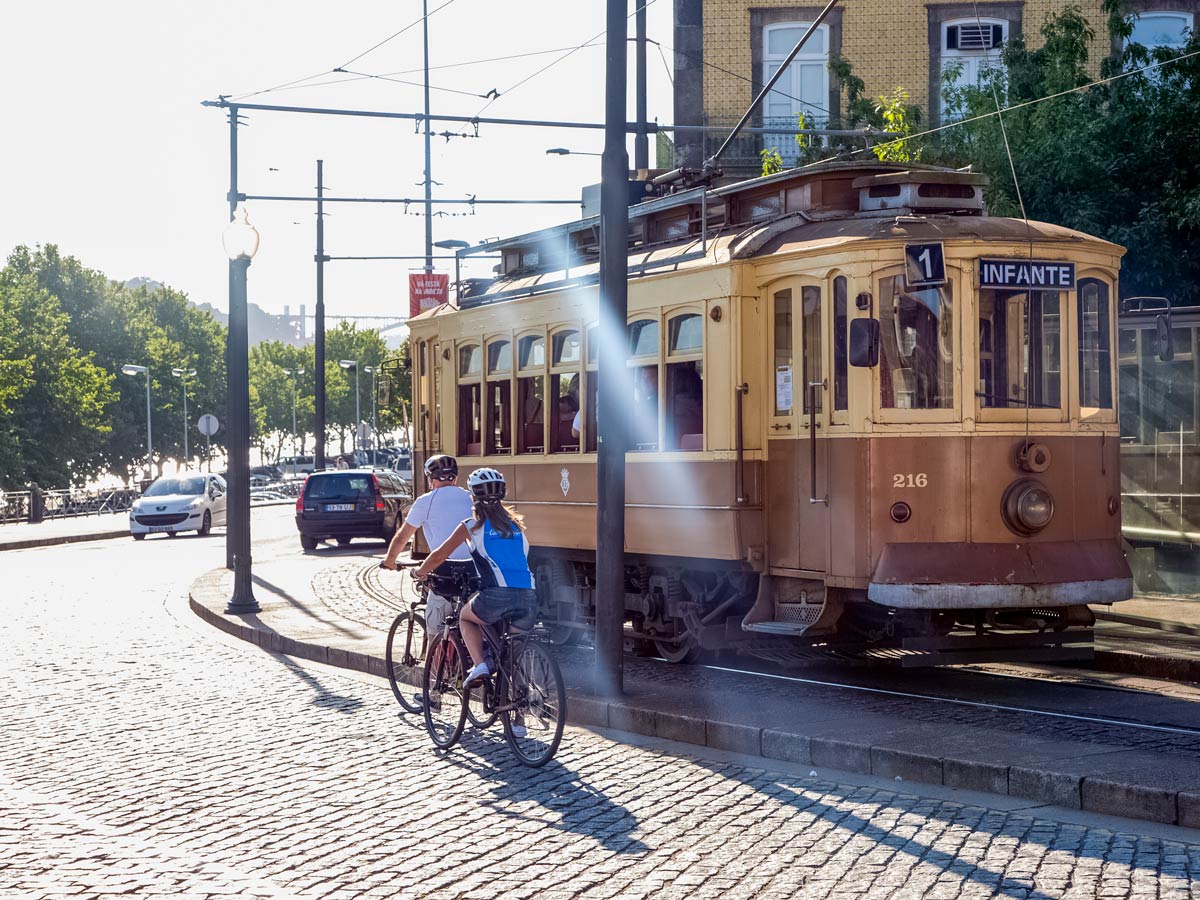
665,313,704,451
1130,10,1194,48
762,22,830,165
941,18,1008,111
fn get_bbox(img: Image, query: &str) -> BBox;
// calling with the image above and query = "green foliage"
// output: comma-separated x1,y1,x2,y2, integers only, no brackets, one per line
760,147,785,176
871,89,921,162
934,4,1200,300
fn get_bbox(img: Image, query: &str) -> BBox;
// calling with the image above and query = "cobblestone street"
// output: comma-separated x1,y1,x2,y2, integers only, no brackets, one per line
2,513,1198,899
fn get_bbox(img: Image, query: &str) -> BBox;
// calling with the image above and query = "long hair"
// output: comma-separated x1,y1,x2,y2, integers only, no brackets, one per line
472,498,525,539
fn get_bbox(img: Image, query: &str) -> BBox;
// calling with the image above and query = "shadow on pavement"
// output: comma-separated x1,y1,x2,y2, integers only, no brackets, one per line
444,729,649,855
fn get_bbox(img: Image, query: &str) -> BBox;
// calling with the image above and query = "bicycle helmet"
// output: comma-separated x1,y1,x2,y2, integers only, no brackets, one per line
423,454,458,481
467,467,507,501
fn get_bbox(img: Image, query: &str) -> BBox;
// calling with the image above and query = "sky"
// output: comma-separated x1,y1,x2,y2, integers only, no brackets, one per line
0,1,675,322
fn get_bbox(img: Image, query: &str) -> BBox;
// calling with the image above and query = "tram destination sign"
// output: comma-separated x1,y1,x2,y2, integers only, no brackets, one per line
978,258,1076,290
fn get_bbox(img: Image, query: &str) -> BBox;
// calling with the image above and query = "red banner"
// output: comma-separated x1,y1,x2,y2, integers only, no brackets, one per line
408,272,449,319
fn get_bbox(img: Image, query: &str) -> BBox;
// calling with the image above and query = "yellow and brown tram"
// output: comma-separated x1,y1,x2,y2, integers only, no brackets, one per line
406,160,1132,666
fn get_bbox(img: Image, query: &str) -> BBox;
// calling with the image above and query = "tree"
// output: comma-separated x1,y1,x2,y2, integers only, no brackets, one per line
0,274,116,488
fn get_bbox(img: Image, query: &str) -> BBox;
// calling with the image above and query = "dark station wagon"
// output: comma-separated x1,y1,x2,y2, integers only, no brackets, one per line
295,469,412,551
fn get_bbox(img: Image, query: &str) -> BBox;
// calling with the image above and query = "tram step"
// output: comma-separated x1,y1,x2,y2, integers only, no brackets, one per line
743,621,820,636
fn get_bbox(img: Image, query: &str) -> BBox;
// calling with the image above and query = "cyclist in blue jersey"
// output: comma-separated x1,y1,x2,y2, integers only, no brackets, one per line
415,467,537,689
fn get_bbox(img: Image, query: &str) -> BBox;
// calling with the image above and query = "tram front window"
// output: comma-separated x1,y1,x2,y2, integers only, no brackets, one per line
879,276,954,409
977,290,1062,410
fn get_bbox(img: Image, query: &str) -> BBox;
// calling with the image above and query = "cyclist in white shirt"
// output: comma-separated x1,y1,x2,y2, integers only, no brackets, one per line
381,454,476,632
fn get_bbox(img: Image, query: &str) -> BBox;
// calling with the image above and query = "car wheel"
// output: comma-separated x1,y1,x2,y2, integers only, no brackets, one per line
198,510,212,537
132,533,145,541
337,537,353,547
300,535,318,552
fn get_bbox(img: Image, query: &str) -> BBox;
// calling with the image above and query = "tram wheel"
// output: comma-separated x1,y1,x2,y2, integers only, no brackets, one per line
653,636,699,664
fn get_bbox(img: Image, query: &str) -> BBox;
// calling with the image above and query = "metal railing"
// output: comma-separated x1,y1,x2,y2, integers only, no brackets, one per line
0,487,141,526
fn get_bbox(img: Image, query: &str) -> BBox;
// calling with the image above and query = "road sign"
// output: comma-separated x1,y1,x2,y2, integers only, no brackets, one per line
197,414,220,436
905,242,946,288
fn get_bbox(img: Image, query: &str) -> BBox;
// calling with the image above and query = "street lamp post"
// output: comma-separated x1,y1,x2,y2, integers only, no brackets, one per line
282,367,305,459
171,368,196,465
223,204,261,614
339,360,360,453
364,365,377,454
120,364,153,480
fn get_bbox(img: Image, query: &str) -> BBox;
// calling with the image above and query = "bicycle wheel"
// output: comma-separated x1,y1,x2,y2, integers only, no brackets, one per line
422,633,468,750
466,678,499,730
503,641,566,767
385,610,427,713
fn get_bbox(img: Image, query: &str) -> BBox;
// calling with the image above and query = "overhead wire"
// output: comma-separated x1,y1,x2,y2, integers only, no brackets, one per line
337,0,458,70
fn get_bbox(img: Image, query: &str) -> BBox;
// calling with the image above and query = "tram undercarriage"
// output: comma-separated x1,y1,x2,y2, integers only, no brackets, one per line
530,549,1098,668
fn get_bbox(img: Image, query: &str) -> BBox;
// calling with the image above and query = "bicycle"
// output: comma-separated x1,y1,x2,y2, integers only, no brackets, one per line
420,580,567,767
386,566,497,728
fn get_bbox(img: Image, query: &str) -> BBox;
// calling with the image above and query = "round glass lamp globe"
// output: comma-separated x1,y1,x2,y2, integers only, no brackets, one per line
222,206,261,260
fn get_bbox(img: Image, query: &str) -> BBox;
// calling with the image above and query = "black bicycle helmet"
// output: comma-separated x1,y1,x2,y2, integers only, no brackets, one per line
423,454,458,481
467,467,506,501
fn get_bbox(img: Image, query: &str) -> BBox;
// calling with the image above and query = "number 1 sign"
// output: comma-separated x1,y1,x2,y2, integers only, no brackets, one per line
904,242,946,288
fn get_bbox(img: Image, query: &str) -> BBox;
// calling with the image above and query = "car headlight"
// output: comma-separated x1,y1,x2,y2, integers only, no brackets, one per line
1002,478,1054,536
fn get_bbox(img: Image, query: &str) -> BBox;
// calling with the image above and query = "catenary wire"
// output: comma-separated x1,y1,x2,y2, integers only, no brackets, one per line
337,0,458,70
335,67,493,100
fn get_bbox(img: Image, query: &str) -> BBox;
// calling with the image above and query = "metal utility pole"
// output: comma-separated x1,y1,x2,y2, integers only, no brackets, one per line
315,160,328,470
171,367,196,463
596,0,629,697
634,0,649,171
422,0,433,271
225,108,239,570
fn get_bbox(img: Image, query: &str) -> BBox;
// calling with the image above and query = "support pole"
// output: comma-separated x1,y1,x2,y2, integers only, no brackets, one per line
226,256,258,613
225,108,239,570
181,374,189,463
634,0,649,171
423,0,433,272
596,0,629,697
314,160,327,471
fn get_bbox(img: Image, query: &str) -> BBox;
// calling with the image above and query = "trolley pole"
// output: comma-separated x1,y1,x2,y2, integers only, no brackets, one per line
596,0,629,697
314,160,328,470
422,0,434,271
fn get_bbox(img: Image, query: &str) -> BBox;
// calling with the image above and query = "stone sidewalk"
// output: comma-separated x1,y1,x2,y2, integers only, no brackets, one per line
190,555,1200,830
0,512,130,551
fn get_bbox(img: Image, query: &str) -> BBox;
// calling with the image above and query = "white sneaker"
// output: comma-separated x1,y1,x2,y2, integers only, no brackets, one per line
463,661,491,688
510,723,528,739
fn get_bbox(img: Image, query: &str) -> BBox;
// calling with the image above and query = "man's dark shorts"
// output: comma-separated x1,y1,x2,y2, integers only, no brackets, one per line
471,587,538,630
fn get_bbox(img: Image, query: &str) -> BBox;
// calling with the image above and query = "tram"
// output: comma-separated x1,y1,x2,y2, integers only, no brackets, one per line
406,160,1133,666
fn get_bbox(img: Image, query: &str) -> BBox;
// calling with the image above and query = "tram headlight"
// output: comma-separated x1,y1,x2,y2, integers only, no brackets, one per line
1002,478,1054,536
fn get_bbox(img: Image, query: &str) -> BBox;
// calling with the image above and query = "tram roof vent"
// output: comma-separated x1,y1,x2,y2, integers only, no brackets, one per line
853,170,988,215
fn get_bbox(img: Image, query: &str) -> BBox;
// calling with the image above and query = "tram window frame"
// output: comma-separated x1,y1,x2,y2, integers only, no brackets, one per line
484,337,513,455
628,317,661,452
975,288,1067,423
416,340,429,450
874,268,959,423
456,341,483,456
1077,277,1114,419
432,342,442,450
549,327,583,454
664,310,705,451
584,324,599,452
832,275,849,419
801,285,823,416
516,331,547,453
771,287,795,426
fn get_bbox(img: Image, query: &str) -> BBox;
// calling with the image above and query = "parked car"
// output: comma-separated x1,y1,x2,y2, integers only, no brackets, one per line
251,464,284,481
280,455,316,476
130,473,226,539
294,468,411,551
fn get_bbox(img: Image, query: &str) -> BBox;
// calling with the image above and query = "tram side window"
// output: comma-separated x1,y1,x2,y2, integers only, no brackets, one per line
550,329,582,453
774,289,793,415
517,335,546,453
665,313,704,450
629,319,660,452
977,290,1062,410
880,275,954,409
802,286,822,414
457,343,482,455
1078,279,1113,410
585,325,598,452
833,276,848,412
485,339,512,455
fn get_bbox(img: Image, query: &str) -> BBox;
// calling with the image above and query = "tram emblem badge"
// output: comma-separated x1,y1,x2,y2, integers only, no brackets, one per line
560,468,570,497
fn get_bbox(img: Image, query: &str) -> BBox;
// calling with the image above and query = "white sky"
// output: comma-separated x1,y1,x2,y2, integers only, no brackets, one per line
0,1,675,320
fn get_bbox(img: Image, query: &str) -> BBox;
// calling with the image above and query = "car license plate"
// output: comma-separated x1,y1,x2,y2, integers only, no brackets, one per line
325,503,355,512
149,525,174,533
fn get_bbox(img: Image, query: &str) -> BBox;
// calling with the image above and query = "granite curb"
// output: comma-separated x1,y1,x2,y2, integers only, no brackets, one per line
0,529,128,552
190,565,1200,830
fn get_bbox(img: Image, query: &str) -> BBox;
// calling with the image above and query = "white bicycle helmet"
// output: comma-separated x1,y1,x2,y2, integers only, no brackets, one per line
467,467,506,501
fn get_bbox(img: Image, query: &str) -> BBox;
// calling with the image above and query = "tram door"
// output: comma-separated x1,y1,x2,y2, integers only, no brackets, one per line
766,283,829,573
